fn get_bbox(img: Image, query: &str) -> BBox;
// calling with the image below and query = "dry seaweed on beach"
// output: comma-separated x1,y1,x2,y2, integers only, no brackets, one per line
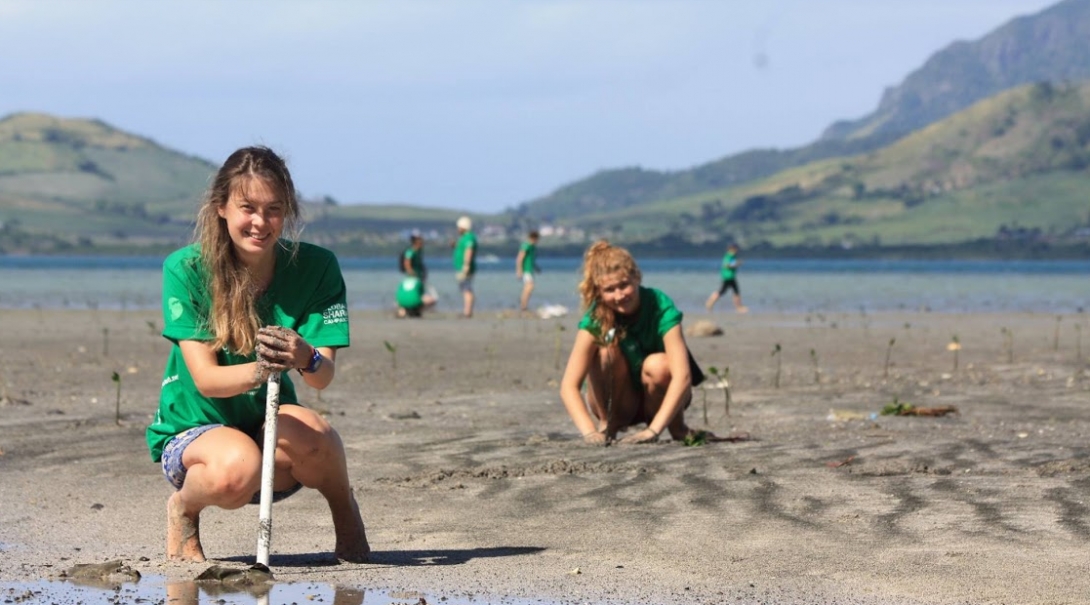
881,399,959,417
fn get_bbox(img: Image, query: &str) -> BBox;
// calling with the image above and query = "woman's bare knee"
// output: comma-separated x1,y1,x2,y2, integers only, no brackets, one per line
641,353,672,390
197,457,260,508
278,407,338,468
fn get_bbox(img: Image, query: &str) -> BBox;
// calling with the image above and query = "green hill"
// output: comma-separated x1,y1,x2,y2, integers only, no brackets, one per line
517,0,1090,230
0,112,216,251
563,82,1090,254
822,0,1090,143
0,113,479,254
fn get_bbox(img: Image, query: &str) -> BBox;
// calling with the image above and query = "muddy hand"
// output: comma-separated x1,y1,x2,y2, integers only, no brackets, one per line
256,326,310,371
582,431,609,446
618,428,659,445
251,356,282,386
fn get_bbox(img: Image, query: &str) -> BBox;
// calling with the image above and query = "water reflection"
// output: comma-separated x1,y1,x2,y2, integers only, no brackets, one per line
167,579,365,604
1,578,367,605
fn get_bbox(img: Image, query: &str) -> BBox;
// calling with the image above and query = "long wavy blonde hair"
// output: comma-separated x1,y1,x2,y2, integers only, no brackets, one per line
194,146,301,355
577,240,642,343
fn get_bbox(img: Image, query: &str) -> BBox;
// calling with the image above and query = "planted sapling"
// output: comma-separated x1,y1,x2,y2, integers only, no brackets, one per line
810,349,820,384
1054,315,1062,351
1001,327,1013,363
884,338,895,378
383,340,398,387
771,344,782,388
947,336,961,372
707,366,731,416
112,371,122,425
554,324,566,370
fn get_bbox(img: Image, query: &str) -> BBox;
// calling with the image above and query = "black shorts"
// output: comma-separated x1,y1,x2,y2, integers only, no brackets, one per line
718,279,739,296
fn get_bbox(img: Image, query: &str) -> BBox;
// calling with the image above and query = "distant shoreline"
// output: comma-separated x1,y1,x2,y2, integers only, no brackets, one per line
3,254,1090,273
2,239,1089,261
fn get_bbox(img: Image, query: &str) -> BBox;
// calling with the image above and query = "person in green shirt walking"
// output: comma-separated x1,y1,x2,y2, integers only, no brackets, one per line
515,230,541,314
452,215,478,318
559,240,706,446
146,146,369,564
705,243,748,313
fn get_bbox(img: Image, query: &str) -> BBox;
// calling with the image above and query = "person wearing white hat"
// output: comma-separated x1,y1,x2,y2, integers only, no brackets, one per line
452,216,477,318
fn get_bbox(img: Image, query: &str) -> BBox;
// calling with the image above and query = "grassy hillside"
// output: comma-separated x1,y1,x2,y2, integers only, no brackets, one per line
3,82,1089,258
823,0,1090,143
0,113,489,254
518,0,1090,228
547,82,1090,252
0,113,217,251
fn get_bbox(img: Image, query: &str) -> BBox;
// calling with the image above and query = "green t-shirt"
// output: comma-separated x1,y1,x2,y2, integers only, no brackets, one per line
720,252,738,280
452,232,477,275
396,276,424,309
146,242,351,462
404,247,425,279
519,241,537,274
577,286,683,389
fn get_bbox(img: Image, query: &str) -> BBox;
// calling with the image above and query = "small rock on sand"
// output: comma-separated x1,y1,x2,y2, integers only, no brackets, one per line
686,320,723,337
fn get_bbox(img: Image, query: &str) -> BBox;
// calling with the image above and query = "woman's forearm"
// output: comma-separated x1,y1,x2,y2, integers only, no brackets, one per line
297,348,336,391
560,382,598,436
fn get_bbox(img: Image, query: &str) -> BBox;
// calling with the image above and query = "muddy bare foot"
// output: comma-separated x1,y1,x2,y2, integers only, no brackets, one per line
166,492,205,562
333,492,370,563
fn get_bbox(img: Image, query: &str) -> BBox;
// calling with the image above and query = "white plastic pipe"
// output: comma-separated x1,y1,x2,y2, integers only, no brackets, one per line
256,372,281,567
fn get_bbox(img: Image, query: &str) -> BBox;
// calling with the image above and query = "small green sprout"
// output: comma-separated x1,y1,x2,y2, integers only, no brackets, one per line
111,371,122,425
771,344,782,388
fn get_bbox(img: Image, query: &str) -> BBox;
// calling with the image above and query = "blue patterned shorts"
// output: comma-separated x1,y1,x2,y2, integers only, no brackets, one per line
161,424,303,505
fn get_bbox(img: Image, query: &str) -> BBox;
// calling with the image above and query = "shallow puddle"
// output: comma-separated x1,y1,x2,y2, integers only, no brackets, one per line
0,577,536,605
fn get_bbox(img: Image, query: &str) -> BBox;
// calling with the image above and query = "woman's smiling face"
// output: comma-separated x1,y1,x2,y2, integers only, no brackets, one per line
218,176,284,265
596,270,640,316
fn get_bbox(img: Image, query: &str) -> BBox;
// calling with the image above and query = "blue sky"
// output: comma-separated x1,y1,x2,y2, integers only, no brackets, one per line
0,0,1060,212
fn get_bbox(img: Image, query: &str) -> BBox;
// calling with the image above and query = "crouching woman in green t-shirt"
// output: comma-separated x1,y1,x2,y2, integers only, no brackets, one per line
560,241,705,445
145,147,368,563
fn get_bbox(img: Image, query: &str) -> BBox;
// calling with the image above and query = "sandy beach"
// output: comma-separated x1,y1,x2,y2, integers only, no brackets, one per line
1,307,1088,604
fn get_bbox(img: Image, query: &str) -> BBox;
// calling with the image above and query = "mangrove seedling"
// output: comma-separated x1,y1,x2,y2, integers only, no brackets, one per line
809,348,820,384
383,340,398,387
700,382,709,425
383,340,397,370
102,327,109,357
1075,323,1083,361
947,336,961,372
111,371,122,425
707,366,732,417
682,430,709,447
485,344,495,376
881,396,913,416
554,324,566,370
883,338,895,378
1001,327,1013,363
771,344,782,388
1054,315,1062,351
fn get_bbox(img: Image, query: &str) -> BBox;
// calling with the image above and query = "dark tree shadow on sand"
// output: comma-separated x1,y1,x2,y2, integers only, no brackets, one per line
220,546,545,568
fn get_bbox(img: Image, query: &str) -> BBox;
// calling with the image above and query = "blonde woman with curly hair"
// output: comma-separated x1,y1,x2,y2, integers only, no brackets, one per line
560,240,705,445
146,146,368,563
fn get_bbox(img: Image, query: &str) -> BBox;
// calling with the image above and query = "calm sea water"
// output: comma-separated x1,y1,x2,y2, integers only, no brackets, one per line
0,255,1086,314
